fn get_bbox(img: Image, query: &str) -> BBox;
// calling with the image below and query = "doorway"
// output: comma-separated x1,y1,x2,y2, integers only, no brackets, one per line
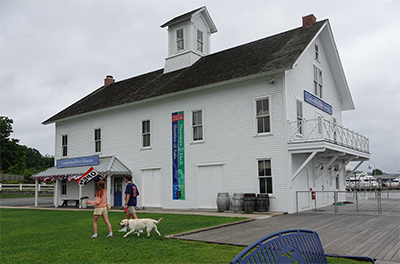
114,177,123,206
197,165,224,209
142,169,162,208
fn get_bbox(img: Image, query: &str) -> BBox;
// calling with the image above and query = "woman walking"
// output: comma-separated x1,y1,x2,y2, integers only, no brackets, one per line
87,180,113,238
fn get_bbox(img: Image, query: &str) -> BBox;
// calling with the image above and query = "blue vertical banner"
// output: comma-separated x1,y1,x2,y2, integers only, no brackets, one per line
172,111,185,200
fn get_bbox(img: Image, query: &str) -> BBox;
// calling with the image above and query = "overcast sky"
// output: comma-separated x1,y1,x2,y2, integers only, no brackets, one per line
1,0,399,174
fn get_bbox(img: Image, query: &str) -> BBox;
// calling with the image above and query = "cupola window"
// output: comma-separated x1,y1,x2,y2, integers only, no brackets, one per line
197,30,203,52
176,29,184,51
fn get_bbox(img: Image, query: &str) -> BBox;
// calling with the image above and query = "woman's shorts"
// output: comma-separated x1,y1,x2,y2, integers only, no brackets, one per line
94,206,108,215
127,206,136,215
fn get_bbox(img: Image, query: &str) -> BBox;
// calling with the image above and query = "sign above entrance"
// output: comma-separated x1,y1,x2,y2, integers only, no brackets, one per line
304,90,332,115
57,155,99,168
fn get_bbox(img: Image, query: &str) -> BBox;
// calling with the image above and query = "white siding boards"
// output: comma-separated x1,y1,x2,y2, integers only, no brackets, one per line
36,9,369,213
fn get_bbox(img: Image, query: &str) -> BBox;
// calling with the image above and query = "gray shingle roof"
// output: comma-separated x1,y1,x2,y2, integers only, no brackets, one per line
43,20,326,124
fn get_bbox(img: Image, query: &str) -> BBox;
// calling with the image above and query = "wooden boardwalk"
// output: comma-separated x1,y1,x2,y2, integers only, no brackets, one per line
176,198,400,263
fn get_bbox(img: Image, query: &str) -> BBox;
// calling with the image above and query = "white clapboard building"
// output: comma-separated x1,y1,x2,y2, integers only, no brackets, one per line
32,7,370,213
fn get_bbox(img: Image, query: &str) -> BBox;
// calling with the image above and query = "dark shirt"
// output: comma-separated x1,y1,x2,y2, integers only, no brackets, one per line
125,182,139,206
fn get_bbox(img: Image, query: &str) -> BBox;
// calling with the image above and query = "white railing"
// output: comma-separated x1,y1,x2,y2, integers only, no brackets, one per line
288,118,369,153
0,183,54,192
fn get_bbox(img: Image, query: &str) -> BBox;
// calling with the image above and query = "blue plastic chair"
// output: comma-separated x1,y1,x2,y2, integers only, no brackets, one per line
230,229,374,264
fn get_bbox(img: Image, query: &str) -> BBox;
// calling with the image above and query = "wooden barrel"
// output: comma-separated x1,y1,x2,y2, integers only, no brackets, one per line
256,193,270,212
230,193,244,212
243,193,256,212
216,193,230,212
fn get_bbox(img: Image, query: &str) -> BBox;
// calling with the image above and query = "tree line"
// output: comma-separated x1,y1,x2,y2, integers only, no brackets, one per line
0,116,54,179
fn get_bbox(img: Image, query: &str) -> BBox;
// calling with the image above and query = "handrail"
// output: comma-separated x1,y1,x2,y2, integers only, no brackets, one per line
288,118,369,153
295,190,383,214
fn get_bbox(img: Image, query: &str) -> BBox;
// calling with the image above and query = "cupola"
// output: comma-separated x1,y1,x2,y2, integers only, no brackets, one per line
161,6,217,74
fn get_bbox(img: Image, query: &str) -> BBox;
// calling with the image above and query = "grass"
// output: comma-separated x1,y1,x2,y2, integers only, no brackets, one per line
0,208,372,264
1,208,247,263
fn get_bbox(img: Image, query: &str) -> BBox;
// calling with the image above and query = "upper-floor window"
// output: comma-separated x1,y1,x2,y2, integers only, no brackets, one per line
258,159,273,194
94,128,101,153
313,65,323,98
314,44,319,61
62,135,68,157
176,29,184,51
142,120,151,148
256,97,271,134
296,100,303,135
192,110,203,141
197,30,203,52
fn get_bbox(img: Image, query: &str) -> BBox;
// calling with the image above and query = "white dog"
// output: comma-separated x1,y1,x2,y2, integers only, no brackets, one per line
119,218,163,237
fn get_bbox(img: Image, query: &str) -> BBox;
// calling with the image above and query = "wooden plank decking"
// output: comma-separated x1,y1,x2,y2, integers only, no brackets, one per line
176,198,400,263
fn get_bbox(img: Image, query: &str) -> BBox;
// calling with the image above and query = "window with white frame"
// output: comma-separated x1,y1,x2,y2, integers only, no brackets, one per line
314,44,319,61
142,120,151,148
313,65,323,98
94,128,101,153
62,135,68,157
176,29,184,51
256,97,271,134
258,159,273,194
61,179,67,195
197,30,203,52
296,100,303,135
192,110,203,141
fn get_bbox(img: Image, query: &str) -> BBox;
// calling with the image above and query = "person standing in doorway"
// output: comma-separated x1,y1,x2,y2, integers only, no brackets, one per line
119,174,139,232
87,180,113,238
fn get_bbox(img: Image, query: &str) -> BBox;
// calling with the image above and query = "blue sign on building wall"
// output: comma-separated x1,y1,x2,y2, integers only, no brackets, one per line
57,155,99,168
304,90,332,115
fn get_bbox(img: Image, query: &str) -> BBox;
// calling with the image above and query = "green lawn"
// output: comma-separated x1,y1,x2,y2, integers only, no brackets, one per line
0,208,372,264
1,208,247,263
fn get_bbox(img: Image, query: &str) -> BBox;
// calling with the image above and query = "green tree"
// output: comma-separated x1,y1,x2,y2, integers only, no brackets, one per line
0,116,54,177
372,169,383,176
0,116,25,172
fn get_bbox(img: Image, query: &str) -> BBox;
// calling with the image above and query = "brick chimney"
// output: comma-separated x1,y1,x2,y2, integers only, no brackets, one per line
104,75,115,86
302,14,316,27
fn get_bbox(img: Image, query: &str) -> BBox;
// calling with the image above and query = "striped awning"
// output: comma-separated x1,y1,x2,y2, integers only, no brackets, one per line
31,156,131,181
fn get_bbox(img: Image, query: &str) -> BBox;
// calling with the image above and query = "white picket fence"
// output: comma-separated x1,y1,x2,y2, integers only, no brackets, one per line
0,183,54,192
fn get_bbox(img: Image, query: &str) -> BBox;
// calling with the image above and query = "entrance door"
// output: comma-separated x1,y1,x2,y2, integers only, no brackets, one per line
316,169,329,207
197,165,224,209
114,177,123,206
142,169,162,207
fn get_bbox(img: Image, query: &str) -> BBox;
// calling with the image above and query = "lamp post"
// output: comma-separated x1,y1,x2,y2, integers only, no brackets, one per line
367,161,376,177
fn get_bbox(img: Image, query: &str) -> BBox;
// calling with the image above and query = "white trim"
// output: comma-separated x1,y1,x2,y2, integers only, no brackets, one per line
191,108,204,143
94,127,102,154
256,158,274,195
141,118,152,149
254,95,272,136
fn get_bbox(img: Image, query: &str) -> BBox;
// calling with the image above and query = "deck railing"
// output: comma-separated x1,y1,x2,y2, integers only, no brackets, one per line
288,118,369,153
